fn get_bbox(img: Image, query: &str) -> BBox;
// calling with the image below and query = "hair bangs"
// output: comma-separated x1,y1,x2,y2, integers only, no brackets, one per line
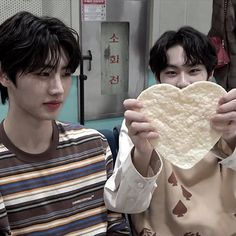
24,35,61,74
183,52,203,67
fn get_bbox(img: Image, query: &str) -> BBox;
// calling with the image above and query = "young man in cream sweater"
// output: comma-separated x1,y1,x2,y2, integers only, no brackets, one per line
104,26,236,236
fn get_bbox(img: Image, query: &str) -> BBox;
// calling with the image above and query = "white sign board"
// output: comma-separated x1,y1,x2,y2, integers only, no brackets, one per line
81,0,106,21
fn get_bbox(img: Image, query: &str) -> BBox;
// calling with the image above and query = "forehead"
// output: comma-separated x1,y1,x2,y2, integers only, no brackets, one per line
166,45,186,67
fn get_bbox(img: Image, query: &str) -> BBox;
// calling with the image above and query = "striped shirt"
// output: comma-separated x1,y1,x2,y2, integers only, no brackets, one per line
0,121,129,235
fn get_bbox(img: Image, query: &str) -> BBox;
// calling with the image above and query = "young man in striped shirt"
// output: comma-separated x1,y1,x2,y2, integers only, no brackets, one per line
0,11,129,235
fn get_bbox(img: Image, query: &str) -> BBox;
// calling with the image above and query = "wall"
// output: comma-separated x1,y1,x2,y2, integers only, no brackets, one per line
151,0,213,46
88,0,214,130
86,0,214,130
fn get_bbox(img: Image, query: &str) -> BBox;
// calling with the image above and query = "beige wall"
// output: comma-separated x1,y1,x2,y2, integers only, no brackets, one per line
150,0,213,47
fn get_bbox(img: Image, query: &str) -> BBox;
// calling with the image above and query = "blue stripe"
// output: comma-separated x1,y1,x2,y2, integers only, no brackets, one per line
0,161,106,195
29,212,107,236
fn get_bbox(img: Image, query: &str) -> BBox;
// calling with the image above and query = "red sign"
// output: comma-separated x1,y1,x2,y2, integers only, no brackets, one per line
109,75,120,85
110,55,120,64
83,0,105,4
109,33,119,43
82,0,106,21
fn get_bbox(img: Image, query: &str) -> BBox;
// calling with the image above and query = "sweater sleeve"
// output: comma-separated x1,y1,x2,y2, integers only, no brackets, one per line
104,120,162,214
213,138,236,171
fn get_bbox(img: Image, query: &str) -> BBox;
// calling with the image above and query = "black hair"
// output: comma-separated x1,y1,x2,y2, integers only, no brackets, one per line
0,11,81,104
149,26,217,80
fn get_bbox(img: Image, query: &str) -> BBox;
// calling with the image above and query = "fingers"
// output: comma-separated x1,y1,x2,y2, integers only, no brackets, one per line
212,111,236,123
211,119,234,133
123,98,158,139
124,110,148,125
124,99,148,127
217,88,236,113
123,99,143,111
126,119,158,138
217,99,236,114
212,89,236,131
211,111,236,135
124,111,157,136
211,90,236,141
219,88,236,103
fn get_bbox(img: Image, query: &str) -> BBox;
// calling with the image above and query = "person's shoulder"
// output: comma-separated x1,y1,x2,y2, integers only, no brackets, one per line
55,120,103,139
56,120,83,132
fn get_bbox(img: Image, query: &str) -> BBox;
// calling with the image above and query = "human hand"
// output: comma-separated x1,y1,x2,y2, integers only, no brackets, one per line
123,98,159,157
211,88,236,149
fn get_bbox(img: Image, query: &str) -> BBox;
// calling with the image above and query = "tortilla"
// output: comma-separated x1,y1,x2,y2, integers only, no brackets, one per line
137,81,227,169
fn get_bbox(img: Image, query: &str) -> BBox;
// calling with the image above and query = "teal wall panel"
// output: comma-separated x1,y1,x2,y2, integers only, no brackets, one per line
85,116,123,130
0,103,8,123
59,76,78,123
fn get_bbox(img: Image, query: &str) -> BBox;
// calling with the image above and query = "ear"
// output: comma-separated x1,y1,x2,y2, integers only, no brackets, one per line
0,64,10,88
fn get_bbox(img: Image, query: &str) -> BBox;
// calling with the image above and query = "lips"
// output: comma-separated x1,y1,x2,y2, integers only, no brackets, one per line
43,101,62,110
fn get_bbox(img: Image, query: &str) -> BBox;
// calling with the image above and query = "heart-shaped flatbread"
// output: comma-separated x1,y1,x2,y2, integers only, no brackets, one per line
137,81,227,169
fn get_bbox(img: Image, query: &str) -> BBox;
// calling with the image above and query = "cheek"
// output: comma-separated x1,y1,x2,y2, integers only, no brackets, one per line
192,72,208,82
18,80,46,94
63,79,72,94
159,77,177,86
159,72,177,85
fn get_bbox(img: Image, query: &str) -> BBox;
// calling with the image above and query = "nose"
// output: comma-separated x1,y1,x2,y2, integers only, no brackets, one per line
48,74,64,95
176,72,190,89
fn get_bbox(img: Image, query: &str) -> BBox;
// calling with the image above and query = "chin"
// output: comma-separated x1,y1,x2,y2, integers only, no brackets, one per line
39,112,60,121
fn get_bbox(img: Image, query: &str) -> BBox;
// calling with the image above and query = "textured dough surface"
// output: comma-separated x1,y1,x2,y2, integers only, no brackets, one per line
137,81,227,169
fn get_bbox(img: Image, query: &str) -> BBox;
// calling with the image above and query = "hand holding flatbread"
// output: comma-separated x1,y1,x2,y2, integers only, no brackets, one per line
137,81,227,169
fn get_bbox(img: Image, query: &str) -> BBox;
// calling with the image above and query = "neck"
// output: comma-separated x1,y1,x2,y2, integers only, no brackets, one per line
3,115,54,154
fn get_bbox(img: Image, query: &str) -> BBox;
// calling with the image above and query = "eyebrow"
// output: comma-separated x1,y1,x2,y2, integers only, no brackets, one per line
166,64,178,69
41,65,69,70
166,63,200,69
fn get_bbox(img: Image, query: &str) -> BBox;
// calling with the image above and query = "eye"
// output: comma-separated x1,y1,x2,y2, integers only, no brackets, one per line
165,70,177,77
34,70,51,77
62,71,72,78
38,72,50,77
189,68,201,74
64,72,72,77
